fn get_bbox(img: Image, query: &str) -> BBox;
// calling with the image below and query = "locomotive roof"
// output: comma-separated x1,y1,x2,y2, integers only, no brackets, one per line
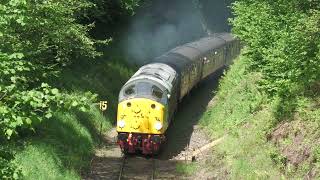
124,63,177,91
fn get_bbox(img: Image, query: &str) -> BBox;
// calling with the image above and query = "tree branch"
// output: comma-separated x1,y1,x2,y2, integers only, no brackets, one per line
0,92,7,101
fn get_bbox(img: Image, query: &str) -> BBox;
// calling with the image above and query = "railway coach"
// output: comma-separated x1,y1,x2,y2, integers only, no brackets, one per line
117,33,241,154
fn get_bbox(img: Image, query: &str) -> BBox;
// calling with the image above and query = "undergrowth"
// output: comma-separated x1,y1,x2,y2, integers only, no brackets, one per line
201,54,320,179
2,57,135,179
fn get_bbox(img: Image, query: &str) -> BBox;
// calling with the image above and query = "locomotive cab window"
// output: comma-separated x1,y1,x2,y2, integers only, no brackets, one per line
152,85,163,99
124,85,135,96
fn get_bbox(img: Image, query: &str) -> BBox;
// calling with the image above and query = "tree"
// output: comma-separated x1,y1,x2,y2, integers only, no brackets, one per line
231,0,320,96
0,0,103,139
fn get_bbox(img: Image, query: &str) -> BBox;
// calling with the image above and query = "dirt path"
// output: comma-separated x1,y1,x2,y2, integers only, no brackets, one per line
83,71,224,180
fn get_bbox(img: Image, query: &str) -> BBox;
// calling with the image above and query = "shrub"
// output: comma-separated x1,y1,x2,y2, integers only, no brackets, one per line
231,0,320,99
0,0,101,139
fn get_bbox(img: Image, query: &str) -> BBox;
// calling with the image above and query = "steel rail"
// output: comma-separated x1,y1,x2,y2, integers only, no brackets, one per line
118,155,126,180
151,158,156,180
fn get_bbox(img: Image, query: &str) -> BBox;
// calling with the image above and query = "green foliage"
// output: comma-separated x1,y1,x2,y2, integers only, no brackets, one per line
231,0,320,100
0,0,131,178
201,57,280,179
0,0,140,179
314,147,320,165
0,146,21,180
8,56,134,179
269,148,287,170
1,78,96,139
12,105,111,180
202,54,320,178
0,158,20,180
201,55,267,136
0,0,101,139
202,1,320,175
225,2,320,176
86,0,142,24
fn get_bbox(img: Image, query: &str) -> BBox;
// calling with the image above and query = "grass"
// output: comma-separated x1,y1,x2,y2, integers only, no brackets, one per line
200,53,320,179
201,54,267,137
176,162,198,175
13,107,112,179
199,55,281,179
4,56,136,179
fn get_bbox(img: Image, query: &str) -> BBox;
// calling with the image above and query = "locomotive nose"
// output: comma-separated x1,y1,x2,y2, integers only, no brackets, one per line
117,98,166,134
134,107,141,114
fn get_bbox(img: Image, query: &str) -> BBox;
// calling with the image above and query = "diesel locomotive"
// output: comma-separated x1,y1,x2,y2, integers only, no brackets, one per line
117,33,241,154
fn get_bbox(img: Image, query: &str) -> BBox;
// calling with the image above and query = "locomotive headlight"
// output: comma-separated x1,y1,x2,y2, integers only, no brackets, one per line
118,120,125,128
154,122,163,131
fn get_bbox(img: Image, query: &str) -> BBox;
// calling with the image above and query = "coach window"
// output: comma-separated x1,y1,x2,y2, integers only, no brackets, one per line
124,85,135,96
152,85,163,99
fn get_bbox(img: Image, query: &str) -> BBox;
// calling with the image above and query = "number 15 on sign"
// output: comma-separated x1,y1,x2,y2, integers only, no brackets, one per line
100,101,108,111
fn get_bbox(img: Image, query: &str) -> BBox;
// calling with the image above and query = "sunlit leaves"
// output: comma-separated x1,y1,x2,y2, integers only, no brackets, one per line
0,0,102,140
231,0,320,97
1,80,96,139
122,0,141,13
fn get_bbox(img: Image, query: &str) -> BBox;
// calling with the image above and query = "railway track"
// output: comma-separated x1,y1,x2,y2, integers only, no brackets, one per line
85,149,179,180
118,154,156,180
118,155,126,180
85,126,213,179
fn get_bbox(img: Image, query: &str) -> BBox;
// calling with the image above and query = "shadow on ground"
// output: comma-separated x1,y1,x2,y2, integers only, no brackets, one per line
158,69,224,160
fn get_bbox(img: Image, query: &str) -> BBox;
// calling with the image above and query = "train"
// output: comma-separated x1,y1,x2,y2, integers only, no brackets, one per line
116,33,241,155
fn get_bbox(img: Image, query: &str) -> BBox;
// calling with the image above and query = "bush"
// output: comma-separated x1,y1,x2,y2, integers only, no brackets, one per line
0,0,141,179
231,0,320,99
0,145,21,179
0,0,102,139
